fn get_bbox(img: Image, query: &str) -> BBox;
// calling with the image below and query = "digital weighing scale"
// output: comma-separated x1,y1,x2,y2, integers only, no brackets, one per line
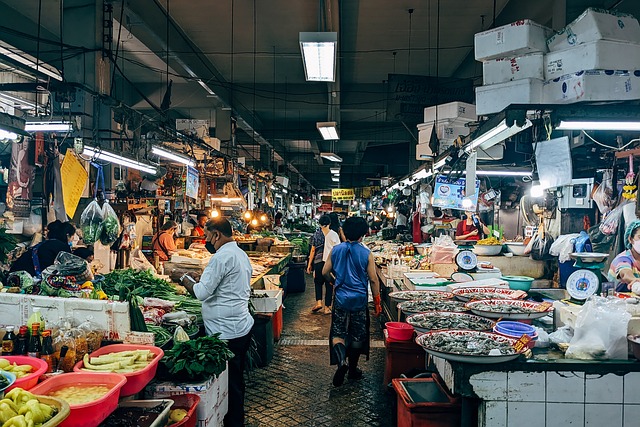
565,252,609,304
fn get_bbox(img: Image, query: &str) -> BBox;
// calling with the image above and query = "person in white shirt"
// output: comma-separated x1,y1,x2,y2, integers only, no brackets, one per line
395,209,408,231
182,218,253,427
320,214,341,314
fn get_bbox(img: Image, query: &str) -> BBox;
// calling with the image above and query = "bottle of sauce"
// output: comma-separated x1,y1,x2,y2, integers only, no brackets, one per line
27,323,41,358
1,326,15,355
40,330,55,373
15,326,29,355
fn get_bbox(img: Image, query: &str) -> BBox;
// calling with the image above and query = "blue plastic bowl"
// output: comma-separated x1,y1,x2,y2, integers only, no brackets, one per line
495,321,536,336
0,370,16,393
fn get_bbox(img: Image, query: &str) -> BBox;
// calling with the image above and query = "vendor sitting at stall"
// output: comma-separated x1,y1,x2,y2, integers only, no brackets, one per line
191,213,208,244
455,211,490,241
152,220,178,262
10,220,76,277
608,220,640,294
72,246,94,263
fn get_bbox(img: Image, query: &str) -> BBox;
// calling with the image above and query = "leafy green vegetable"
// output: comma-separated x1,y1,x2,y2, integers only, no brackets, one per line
100,215,120,245
162,334,234,381
0,228,17,263
101,268,176,298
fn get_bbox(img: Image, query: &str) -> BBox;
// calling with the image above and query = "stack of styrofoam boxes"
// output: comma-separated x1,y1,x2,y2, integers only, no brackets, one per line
145,365,229,426
416,101,476,160
474,20,553,115
543,8,640,104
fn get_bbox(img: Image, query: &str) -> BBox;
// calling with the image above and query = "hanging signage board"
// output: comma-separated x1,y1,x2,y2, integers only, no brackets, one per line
318,203,333,212
185,166,199,199
332,188,355,201
432,175,479,211
386,74,474,123
60,150,89,218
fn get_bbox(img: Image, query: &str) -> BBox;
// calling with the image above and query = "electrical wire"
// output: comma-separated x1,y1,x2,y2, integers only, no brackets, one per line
582,130,639,151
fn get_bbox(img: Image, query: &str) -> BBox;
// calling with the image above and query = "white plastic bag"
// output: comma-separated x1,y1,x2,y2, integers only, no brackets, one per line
430,235,457,264
130,248,157,274
80,200,104,244
549,233,580,263
599,203,628,235
566,296,631,360
592,170,616,215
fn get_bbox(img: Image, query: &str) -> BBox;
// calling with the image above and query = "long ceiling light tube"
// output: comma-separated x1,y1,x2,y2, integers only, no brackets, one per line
464,119,532,153
83,146,157,175
0,42,63,81
152,145,195,167
24,121,72,132
320,152,342,162
317,121,339,140
331,176,340,182
329,166,341,174
299,32,338,82
556,121,640,131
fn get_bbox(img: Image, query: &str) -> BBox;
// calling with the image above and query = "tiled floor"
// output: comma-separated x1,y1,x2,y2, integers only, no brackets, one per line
245,276,394,427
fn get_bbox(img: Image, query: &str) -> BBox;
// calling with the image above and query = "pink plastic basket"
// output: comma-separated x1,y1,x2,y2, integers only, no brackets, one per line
73,344,163,396
2,355,48,391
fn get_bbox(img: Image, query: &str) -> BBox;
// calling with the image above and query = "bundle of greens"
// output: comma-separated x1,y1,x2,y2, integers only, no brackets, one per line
101,268,176,299
162,334,233,381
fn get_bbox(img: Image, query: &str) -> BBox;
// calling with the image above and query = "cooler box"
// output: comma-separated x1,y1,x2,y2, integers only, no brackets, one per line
544,40,640,80
482,53,544,85
392,375,462,427
475,19,552,61
475,78,544,116
547,7,640,52
543,70,640,104
423,102,476,124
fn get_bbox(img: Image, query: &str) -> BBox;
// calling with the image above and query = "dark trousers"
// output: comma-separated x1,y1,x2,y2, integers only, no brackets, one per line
313,261,333,307
224,331,252,427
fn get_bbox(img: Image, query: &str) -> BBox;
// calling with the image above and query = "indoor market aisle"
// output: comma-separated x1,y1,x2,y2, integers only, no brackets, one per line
245,274,394,427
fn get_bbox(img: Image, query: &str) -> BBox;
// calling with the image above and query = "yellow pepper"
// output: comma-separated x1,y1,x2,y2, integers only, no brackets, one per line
80,281,94,290
1,414,27,427
0,403,17,424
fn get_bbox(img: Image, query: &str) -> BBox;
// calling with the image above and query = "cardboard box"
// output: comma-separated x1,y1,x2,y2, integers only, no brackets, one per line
475,78,544,116
545,40,640,80
475,19,552,61
482,52,544,85
250,289,283,313
145,366,229,427
423,101,476,123
0,293,130,340
543,69,640,104
547,7,640,52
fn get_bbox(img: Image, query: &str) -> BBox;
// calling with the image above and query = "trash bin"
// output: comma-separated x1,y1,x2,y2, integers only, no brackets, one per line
252,313,274,367
287,262,306,293
392,375,461,427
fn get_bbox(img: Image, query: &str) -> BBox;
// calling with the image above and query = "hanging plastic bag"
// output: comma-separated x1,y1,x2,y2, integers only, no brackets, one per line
592,170,616,215
566,296,631,360
130,248,157,273
529,232,555,261
549,233,580,263
430,235,457,264
99,202,121,246
599,203,626,235
80,200,104,245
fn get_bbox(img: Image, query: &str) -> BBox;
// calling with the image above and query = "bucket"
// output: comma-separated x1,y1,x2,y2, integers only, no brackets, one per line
264,274,281,290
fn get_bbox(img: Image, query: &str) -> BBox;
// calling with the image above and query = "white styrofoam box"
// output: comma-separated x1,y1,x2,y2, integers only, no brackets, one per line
424,101,476,123
482,53,544,85
250,289,283,313
145,366,229,427
547,8,640,52
475,78,544,116
475,19,552,61
543,70,640,104
416,142,433,160
0,293,130,340
545,40,640,80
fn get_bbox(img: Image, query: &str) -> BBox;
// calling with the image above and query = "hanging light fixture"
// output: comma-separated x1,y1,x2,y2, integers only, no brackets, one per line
299,32,338,82
82,146,157,175
152,146,195,167
24,121,72,132
210,208,220,218
321,153,342,162
316,122,339,140
330,166,341,174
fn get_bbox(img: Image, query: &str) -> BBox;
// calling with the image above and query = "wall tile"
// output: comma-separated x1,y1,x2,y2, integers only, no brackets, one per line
507,371,545,402
585,404,622,426
623,372,640,405
547,371,585,403
507,402,545,427
482,400,507,427
623,404,640,426
470,372,508,401
546,403,584,426
585,374,623,404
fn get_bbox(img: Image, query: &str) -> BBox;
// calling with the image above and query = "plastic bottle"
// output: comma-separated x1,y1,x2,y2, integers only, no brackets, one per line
1,326,16,355
14,326,29,355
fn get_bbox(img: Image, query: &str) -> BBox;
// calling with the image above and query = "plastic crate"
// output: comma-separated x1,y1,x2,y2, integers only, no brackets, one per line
392,375,461,427
169,394,201,427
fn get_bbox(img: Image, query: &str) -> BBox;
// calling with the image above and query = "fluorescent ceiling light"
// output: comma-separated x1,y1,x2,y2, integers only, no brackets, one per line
299,32,337,82
556,121,640,131
413,169,433,180
152,146,195,167
0,41,62,81
0,129,18,141
433,158,447,169
332,176,340,182
464,119,532,153
0,92,36,110
211,196,243,203
83,146,157,175
329,166,341,174
25,121,72,132
320,152,342,162
196,79,216,96
458,170,532,177
282,188,288,193
317,121,339,140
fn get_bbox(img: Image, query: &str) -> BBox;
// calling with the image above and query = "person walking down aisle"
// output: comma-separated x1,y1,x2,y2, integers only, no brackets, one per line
307,215,341,314
323,217,382,387
181,218,253,427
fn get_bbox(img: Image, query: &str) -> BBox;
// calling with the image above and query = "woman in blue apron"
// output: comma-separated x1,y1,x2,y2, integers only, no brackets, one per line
10,220,76,277
322,216,382,387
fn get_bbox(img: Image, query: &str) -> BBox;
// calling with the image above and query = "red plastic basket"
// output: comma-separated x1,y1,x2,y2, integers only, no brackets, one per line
2,355,48,391
168,393,201,427
73,344,164,397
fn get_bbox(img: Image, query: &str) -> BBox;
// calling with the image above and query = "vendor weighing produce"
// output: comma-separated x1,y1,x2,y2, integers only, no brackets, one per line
455,211,490,241
10,220,76,277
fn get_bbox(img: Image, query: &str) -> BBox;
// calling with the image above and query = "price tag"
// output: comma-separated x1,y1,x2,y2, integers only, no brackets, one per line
536,302,553,312
512,334,532,352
